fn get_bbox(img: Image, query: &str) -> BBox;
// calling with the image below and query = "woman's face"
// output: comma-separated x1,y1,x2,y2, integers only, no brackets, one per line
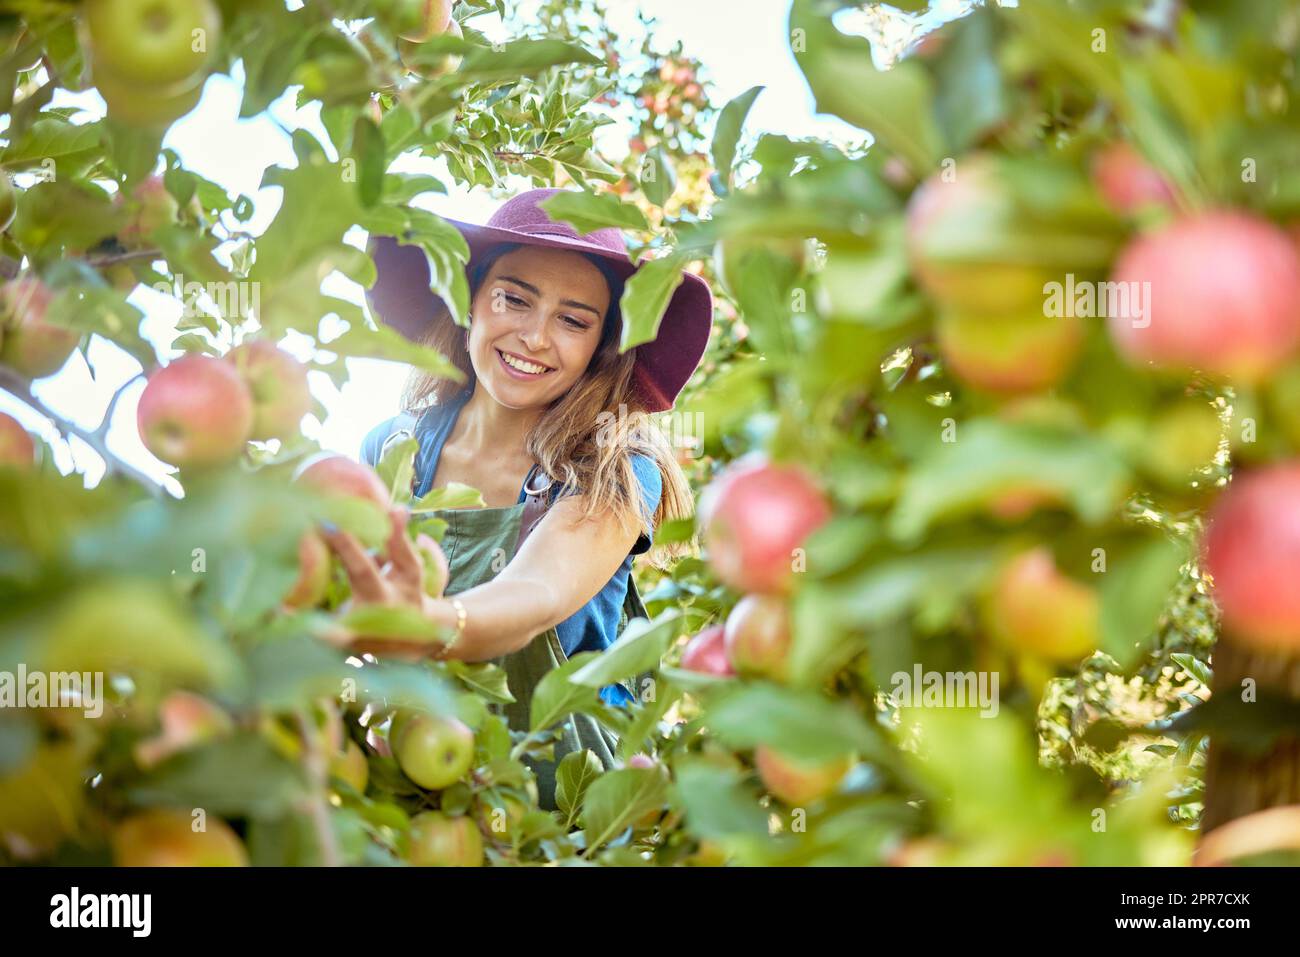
467,245,612,410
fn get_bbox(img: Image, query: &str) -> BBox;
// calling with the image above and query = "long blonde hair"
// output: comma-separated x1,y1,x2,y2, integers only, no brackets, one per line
400,243,694,566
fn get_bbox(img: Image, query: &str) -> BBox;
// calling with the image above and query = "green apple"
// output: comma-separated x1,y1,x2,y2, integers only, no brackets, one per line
111,808,248,866
936,308,1083,394
86,0,221,87
408,811,483,866
394,713,474,790
329,739,369,795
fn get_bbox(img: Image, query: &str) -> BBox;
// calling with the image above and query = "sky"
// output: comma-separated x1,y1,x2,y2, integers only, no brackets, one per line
0,0,966,494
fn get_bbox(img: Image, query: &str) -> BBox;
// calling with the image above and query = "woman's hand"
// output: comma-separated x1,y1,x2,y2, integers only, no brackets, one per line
320,506,449,662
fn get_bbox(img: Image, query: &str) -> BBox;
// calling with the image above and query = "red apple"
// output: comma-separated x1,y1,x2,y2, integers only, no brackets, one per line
1091,142,1177,215
296,454,390,508
414,532,449,598
724,593,792,681
906,156,1053,316
982,548,1099,662
137,354,253,467
226,339,312,441
1107,212,1300,383
936,308,1083,393
1203,461,1300,652
0,412,35,469
0,276,78,379
393,0,454,42
701,460,830,594
755,745,853,806
399,16,462,79
408,811,483,866
283,531,331,609
117,175,180,249
680,624,734,676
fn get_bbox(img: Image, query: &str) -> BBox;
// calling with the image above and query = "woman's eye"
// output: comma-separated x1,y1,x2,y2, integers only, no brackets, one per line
504,294,527,307
562,315,590,330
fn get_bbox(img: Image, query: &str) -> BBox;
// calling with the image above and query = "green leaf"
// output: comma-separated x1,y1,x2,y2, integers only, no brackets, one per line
323,320,464,382
376,436,418,503
788,0,942,174
640,146,677,208
931,9,1008,153
401,208,472,326
652,515,695,546
352,115,386,207
539,189,648,234
554,749,603,825
445,660,515,705
127,734,308,819
529,652,603,732
1099,536,1192,669
619,251,687,352
455,37,601,84
672,757,769,838
580,766,669,851
704,683,892,764
711,85,763,190
888,418,1131,545
568,610,682,688
411,482,486,512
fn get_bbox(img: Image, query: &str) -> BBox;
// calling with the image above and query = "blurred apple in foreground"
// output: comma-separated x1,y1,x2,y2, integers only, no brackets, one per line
680,624,734,676
409,811,483,866
1108,212,1300,383
755,745,854,806
111,808,248,867
724,594,792,681
702,461,830,595
983,548,1099,663
1203,461,1300,652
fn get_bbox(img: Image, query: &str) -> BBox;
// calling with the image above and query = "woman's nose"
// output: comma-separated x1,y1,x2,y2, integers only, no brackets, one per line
519,313,550,352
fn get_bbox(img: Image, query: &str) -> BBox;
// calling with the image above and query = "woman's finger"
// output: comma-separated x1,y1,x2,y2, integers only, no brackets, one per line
322,527,387,598
385,507,424,586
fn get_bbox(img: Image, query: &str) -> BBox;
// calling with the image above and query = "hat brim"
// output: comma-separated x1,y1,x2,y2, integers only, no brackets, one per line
366,219,713,414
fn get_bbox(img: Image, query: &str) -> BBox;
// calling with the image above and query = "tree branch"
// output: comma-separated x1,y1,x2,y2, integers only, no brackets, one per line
0,364,167,496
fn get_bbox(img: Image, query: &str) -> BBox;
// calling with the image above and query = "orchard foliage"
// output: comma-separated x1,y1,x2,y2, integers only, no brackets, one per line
1,0,1299,868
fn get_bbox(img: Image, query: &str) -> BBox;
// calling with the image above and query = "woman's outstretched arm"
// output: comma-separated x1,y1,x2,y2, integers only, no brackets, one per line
322,496,644,661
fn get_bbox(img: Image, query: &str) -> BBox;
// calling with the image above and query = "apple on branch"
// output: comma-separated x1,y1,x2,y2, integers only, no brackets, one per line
136,354,254,468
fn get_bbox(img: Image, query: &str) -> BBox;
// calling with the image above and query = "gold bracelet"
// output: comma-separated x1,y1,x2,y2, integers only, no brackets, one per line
444,597,467,653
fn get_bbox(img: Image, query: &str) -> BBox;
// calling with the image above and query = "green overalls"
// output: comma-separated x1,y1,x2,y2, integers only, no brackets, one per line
429,464,648,811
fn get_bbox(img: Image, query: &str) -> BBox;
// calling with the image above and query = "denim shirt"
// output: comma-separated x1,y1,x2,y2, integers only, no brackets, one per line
360,389,661,707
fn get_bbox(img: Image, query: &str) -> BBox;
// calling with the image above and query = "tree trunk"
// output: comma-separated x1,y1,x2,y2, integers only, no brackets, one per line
1200,638,1300,835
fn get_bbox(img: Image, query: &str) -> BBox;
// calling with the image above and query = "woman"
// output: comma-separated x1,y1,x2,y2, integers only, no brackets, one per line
323,188,712,807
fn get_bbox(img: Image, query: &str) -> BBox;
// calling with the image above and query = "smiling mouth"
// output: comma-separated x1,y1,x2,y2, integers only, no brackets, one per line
496,349,555,376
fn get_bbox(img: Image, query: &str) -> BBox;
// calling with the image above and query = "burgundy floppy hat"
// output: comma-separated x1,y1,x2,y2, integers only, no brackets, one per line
365,187,713,414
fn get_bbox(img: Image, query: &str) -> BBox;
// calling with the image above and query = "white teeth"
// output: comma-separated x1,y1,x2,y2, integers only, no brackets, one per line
501,351,549,374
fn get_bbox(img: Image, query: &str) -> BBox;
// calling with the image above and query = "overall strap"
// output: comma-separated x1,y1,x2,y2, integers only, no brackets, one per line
515,462,553,553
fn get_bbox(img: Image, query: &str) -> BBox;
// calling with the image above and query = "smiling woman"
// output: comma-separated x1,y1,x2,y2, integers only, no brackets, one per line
337,189,713,808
